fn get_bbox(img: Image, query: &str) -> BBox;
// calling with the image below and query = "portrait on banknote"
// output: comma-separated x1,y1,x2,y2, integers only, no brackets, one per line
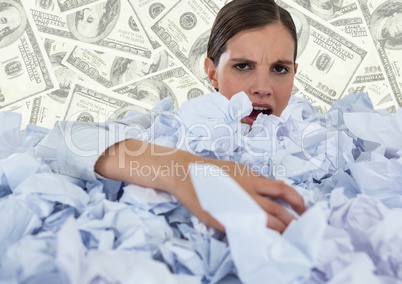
369,0,402,50
150,0,219,90
0,0,27,48
188,30,210,86
287,7,310,58
122,79,177,108
110,50,170,86
35,0,54,10
49,51,81,103
114,66,210,108
66,0,119,43
294,0,343,20
0,0,57,109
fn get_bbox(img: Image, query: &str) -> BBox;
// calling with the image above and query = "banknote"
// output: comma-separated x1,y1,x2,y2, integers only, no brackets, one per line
212,0,232,9
291,0,359,22
292,79,330,113
329,10,398,110
55,0,104,14
3,91,71,129
150,0,219,91
357,0,402,108
330,14,370,45
64,80,153,122
27,0,154,62
330,15,386,83
62,45,176,89
346,61,399,110
349,79,397,108
0,0,57,109
42,38,86,104
127,0,179,50
112,66,211,109
278,0,367,105
35,0,105,14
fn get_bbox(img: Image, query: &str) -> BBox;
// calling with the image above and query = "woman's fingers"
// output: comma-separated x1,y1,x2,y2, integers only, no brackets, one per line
265,214,287,233
255,195,296,227
173,160,306,234
254,178,306,215
229,163,305,216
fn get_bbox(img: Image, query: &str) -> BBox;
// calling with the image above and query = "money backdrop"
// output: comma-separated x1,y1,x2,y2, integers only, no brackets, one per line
0,0,400,129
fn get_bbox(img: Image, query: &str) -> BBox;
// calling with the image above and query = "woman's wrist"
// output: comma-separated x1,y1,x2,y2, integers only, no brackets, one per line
160,150,198,195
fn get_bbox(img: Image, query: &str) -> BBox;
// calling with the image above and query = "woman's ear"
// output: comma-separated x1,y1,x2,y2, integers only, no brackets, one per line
294,63,298,74
204,57,219,90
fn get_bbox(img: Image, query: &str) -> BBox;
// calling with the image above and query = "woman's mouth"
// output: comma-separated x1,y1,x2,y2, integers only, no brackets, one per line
242,105,273,125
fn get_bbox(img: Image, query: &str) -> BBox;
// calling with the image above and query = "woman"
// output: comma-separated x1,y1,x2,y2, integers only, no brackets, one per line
36,0,305,233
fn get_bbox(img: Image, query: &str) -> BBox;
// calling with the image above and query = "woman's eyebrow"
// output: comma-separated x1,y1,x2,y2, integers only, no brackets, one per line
229,57,256,64
230,58,294,65
275,59,294,65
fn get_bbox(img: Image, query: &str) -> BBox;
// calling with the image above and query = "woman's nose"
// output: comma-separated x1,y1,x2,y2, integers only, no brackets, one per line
251,72,273,97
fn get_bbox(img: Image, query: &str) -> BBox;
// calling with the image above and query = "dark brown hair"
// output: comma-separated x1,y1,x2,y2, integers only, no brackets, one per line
207,0,298,66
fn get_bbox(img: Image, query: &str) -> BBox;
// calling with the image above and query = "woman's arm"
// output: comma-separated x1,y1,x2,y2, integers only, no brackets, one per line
95,138,306,233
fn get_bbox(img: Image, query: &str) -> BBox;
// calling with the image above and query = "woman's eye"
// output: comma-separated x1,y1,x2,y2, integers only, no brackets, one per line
235,64,251,70
273,65,288,74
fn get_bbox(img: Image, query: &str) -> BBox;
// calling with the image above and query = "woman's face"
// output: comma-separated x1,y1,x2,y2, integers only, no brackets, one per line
205,23,297,125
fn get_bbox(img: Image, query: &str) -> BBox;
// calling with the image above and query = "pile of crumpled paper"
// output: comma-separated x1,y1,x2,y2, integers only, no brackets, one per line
1,92,402,284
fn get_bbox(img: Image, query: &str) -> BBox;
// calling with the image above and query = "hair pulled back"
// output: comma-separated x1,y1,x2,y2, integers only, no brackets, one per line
207,0,298,65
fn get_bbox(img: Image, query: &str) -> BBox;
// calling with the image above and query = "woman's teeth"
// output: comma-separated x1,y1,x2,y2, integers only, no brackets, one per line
253,107,271,115
253,106,268,110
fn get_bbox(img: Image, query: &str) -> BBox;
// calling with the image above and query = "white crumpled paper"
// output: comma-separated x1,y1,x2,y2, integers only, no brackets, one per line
1,92,402,283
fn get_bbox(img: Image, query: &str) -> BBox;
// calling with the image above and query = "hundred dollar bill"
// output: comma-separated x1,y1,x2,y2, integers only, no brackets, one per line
278,0,367,105
347,61,398,110
62,45,176,89
3,92,70,129
213,0,232,9
0,0,57,109
330,14,370,45
330,15,386,80
35,0,105,14
55,0,104,14
357,0,402,108
112,66,211,109
293,79,331,113
26,0,154,63
329,10,397,111
64,80,153,122
127,0,179,50
43,38,85,104
150,0,219,91
347,74,398,110
291,0,359,22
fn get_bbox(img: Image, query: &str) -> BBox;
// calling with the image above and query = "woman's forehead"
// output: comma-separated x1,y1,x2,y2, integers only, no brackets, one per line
230,23,293,42
226,24,295,56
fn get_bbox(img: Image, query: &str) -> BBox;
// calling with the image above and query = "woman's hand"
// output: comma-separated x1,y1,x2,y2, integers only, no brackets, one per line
168,158,305,233
95,139,305,233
